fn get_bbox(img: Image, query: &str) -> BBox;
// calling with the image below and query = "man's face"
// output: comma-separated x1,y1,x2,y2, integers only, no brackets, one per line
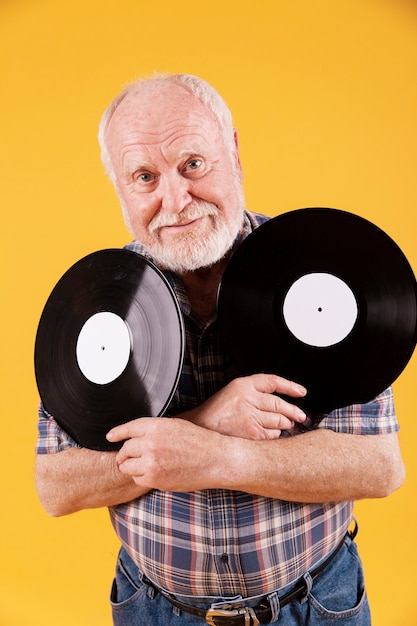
105,84,245,273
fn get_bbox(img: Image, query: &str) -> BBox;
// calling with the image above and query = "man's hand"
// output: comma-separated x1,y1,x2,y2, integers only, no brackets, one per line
185,373,307,439
106,373,308,492
107,416,228,492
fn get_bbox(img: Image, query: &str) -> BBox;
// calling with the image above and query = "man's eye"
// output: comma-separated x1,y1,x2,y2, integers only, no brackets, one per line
138,172,153,183
185,158,202,171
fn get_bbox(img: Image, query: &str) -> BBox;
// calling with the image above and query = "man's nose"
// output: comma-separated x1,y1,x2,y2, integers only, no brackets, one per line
159,172,193,214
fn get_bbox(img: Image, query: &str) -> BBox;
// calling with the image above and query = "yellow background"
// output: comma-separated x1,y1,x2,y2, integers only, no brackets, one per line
1,0,416,624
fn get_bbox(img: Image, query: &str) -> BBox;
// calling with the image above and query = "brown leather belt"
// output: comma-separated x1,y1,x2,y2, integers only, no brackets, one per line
155,528,353,625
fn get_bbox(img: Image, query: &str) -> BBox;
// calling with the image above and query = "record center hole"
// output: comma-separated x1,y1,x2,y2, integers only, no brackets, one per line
318,307,323,312
101,346,106,351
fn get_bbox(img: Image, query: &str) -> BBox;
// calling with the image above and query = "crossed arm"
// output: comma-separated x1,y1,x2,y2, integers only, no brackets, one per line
35,374,405,517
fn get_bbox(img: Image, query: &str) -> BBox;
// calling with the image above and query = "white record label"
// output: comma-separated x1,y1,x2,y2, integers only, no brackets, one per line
283,273,358,347
76,311,132,384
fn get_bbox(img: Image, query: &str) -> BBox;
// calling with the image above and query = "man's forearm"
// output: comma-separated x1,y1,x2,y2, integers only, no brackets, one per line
220,430,405,502
110,415,405,502
35,447,149,516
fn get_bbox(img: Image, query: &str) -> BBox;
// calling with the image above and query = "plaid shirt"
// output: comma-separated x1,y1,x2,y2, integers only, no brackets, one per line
36,211,399,599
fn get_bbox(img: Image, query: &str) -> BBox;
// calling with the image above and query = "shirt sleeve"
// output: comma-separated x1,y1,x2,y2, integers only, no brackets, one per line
36,402,81,454
318,386,399,435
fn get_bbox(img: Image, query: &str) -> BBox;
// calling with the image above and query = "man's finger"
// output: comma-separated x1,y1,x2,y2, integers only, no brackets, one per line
106,418,145,442
251,373,307,397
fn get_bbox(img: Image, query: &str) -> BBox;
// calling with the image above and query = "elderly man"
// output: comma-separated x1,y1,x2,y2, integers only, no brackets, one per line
35,73,405,626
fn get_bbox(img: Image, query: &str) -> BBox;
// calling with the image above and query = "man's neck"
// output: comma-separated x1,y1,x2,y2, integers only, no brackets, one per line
180,255,230,322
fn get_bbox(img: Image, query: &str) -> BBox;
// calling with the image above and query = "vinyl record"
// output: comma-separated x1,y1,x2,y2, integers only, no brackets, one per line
218,208,417,414
35,249,184,450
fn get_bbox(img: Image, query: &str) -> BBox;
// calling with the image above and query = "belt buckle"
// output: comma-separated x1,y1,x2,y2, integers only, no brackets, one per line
206,606,260,626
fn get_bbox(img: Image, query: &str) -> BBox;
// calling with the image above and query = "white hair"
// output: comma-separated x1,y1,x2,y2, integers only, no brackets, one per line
97,73,236,187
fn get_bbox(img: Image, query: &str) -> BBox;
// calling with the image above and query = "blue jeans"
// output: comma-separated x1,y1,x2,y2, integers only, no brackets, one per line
110,534,371,625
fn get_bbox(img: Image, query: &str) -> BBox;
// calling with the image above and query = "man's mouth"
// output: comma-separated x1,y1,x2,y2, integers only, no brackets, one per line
159,216,207,234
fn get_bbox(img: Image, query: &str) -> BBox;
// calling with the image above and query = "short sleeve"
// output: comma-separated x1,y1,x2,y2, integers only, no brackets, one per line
36,402,81,454
319,386,399,435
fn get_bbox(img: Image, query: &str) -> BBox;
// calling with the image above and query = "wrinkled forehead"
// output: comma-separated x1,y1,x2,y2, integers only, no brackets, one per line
105,83,222,148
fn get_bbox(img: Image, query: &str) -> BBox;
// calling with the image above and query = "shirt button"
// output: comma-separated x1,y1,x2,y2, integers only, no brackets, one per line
220,553,229,563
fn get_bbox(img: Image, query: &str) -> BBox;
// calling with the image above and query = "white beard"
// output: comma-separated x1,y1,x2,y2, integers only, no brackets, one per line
144,197,245,273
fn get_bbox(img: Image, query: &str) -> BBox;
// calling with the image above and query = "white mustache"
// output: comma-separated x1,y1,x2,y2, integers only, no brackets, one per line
149,202,218,233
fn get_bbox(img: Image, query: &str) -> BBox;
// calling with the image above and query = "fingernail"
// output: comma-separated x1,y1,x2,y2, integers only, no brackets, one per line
106,430,114,440
297,408,307,421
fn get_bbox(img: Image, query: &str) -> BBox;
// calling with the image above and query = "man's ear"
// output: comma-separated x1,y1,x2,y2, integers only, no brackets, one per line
233,129,244,182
